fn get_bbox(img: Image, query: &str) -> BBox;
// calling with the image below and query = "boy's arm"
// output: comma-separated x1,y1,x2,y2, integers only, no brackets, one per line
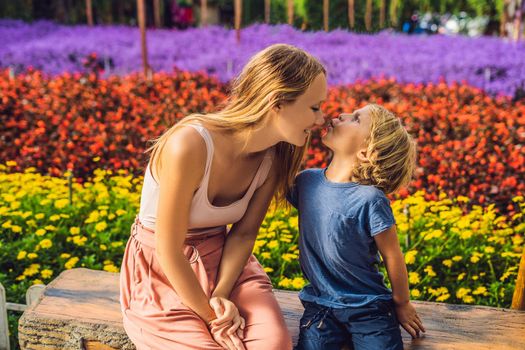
373,225,409,305
374,225,426,338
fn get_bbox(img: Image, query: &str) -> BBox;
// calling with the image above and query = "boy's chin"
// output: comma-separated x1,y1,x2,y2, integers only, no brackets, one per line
320,133,331,146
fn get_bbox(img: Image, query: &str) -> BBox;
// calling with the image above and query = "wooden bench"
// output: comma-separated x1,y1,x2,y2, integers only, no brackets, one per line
18,268,525,350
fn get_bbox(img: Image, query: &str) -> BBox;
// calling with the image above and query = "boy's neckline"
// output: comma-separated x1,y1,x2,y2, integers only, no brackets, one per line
321,167,359,187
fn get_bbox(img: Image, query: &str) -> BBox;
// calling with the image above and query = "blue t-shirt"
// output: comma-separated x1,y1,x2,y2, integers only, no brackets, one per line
287,168,395,308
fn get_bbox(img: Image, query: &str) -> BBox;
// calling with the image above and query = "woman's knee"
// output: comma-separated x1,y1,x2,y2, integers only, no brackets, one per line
257,327,293,350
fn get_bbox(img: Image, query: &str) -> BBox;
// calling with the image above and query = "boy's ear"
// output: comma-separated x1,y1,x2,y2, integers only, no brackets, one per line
356,148,369,163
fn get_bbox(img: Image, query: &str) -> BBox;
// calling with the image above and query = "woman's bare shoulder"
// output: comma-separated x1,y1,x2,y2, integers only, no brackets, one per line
154,125,207,181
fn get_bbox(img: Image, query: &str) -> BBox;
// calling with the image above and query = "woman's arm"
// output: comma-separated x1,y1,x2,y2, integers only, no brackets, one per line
211,161,279,300
154,127,216,324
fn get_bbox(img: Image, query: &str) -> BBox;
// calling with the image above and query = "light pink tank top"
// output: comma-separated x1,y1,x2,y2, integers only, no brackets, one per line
138,123,275,234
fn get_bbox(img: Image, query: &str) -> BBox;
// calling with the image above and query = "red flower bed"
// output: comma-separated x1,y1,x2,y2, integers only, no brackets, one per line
1,69,227,176
1,70,523,213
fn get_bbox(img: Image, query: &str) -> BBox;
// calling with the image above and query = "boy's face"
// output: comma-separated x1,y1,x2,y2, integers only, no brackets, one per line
321,105,373,157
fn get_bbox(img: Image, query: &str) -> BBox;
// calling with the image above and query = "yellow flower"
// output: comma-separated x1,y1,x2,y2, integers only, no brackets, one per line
473,287,488,296
103,264,119,273
452,256,462,262
35,228,46,236
460,230,473,239
95,221,107,232
292,277,306,289
436,293,450,302
2,220,12,229
457,196,470,203
457,273,466,281
11,225,22,233
424,229,443,240
263,267,274,273
27,253,38,259
65,257,79,269
35,213,45,219
456,288,471,299
411,289,421,298
54,199,69,209
41,269,53,279
408,272,420,285
260,252,271,260
39,239,53,249
428,287,448,297
398,223,409,232
463,296,475,303
484,246,495,254
70,227,80,235
116,209,127,216
32,279,44,285
404,250,417,265
282,253,298,263
512,196,524,203
267,240,279,250
60,253,71,259
442,259,453,268
49,214,61,221
424,265,436,277
23,264,41,276
6,160,17,167
100,244,107,251
85,211,100,224
17,251,27,260
73,235,87,246
44,225,56,231
278,278,292,289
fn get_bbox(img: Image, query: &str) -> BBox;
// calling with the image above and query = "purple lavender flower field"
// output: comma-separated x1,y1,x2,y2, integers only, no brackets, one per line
1,19,524,96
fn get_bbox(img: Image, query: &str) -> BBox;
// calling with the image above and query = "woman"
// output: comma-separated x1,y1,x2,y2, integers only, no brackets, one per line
119,44,327,350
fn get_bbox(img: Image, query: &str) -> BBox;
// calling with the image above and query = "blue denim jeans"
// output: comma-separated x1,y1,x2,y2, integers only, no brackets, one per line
294,299,403,350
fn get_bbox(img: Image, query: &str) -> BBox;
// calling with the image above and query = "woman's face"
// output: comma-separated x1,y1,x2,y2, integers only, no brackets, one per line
274,73,328,146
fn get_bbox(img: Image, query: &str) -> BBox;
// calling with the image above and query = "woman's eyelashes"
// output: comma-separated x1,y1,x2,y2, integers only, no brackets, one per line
311,106,320,112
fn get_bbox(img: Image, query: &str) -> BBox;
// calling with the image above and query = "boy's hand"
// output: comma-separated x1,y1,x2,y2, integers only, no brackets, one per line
394,301,426,339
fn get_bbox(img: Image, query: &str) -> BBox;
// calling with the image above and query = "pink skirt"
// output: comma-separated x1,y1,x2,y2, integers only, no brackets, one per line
119,217,292,350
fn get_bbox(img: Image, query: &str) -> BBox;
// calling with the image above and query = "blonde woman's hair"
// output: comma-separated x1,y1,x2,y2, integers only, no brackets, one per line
352,104,417,195
147,44,326,206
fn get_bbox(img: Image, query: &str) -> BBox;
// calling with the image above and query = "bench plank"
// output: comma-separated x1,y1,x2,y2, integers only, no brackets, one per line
19,268,525,350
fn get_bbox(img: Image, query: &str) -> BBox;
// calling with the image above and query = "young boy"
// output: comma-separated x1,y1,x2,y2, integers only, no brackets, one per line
288,104,425,350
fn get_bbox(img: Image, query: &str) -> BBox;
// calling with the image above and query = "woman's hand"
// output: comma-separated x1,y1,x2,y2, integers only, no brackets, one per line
394,301,426,339
208,297,246,350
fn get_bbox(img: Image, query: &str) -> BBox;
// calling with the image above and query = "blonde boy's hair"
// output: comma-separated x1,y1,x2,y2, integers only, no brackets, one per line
352,104,417,195
147,44,326,206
